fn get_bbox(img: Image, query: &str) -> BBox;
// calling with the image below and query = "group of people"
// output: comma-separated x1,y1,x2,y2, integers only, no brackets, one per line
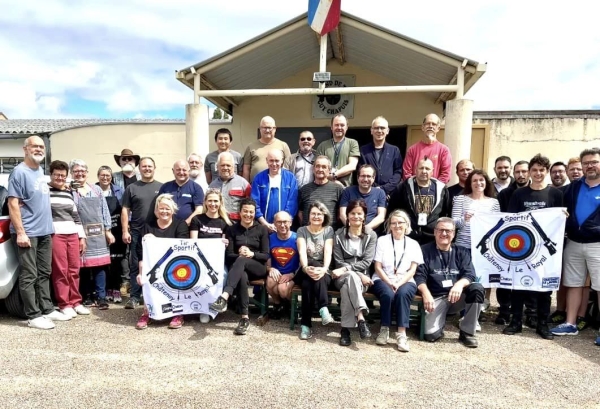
6,112,600,350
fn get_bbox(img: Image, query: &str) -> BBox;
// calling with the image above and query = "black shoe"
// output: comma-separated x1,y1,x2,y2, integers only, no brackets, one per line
459,330,478,348
209,296,228,313
269,304,282,320
549,310,566,325
97,299,109,310
536,321,554,340
525,315,538,329
339,328,351,346
233,318,250,335
124,297,139,309
503,320,523,335
494,314,510,325
358,320,371,339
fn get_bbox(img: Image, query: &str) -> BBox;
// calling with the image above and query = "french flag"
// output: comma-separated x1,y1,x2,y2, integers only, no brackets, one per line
308,0,341,36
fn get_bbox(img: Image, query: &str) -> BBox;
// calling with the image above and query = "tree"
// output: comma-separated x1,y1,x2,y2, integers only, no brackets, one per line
223,112,230,120
212,107,223,119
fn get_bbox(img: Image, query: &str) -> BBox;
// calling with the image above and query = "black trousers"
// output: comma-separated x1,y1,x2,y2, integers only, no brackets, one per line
224,257,267,315
497,288,538,318
510,290,550,322
297,259,332,328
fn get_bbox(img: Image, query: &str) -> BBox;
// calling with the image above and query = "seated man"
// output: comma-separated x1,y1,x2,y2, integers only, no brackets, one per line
266,211,299,318
415,217,485,348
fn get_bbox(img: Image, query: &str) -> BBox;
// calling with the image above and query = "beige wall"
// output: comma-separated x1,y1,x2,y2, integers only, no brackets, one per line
0,138,27,157
474,115,600,174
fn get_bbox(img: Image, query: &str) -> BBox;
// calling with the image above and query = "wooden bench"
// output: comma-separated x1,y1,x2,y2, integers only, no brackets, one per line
248,279,269,326
290,286,426,340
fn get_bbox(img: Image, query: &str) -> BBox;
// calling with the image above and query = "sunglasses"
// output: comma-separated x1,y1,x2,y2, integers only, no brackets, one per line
300,137,313,142
121,157,135,162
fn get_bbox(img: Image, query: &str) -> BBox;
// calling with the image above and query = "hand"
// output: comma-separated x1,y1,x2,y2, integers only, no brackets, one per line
448,284,463,304
279,274,294,284
360,274,373,287
331,267,347,279
123,231,131,244
464,211,474,223
185,216,193,226
562,209,569,218
269,268,282,282
136,273,142,286
238,246,249,255
389,281,399,292
423,293,435,313
16,232,31,248
105,231,115,245
221,234,229,247
267,223,276,233
79,238,87,255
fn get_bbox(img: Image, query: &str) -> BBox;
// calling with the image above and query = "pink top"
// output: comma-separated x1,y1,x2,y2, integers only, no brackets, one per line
402,140,452,184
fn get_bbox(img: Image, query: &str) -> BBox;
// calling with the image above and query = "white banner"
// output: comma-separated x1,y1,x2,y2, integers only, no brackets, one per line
470,208,567,291
141,237,225,320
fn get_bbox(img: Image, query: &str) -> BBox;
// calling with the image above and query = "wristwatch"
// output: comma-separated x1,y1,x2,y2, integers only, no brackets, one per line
332,172,337,180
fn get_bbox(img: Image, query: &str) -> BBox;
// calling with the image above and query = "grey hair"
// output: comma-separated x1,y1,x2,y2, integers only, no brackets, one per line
435,217,455,228
308,201,331,227
314,155,332,169
97,165,113,176
69,159,88,172
217,151,234,164
385,209,412,235
187,152,203,163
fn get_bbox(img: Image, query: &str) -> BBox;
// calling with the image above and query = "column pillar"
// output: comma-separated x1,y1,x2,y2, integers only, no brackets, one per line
444,98,474,185
186,103,210,187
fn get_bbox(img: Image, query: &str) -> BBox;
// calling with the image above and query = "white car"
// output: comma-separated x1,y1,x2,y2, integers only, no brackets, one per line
0,215,24,318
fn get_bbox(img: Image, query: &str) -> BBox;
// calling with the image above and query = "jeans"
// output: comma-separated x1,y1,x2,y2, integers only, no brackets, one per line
80,266,107,300
129,229,142,300
372,280,417,328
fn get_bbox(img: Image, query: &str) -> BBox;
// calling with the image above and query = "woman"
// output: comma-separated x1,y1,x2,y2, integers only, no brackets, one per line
452,169,500,317
190,189,232,323
209,198,269,336
296,201,335,340
135,194,189,329
70,159,115,310
96,166,126,304
48,160,90,318
332,199,377,347
372,210,423,352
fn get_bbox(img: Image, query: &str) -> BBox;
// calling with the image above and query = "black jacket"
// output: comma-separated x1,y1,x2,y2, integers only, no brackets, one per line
497,180,527,212
225,221,270,266
563,178,600,243
415,243,475,297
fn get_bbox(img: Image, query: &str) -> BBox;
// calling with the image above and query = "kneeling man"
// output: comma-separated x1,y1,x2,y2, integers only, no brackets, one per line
415,217,484,347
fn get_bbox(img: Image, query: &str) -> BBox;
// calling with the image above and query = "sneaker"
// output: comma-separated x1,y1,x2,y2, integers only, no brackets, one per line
319,306,334,325
209,296,228,313
339,328,351,346
358,320,371,339
124,298,139,309
376,326,389,345
299,325,312,340
503,320,523,335
106,291,114,302
397,333,410,352
549,310,566,325
536,322,554,340
551,322,579,336
60,307,77,318
199,314,210,324
168,315,184,329
136,313,150,330
113,290,123,304
595,334,600,346
459,330,478,348
28,316,55,330
482,299,491,312
44,310,71,321
74,305,91,315
97,299,109,310
234,318,250,335
120,282,131,296
494,314,510,325
83,297,96,307
525,316,538,329
576,316,589,332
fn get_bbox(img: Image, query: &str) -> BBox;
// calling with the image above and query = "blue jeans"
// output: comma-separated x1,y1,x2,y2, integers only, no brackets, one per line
129,229,142,300
372,280,417,328
80,266,107,300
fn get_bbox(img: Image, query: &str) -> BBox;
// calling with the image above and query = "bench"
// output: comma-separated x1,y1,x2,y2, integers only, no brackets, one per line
248,279,269,325
289,286,425,340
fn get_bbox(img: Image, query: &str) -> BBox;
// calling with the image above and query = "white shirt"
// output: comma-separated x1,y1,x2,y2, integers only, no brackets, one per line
374,234,423,284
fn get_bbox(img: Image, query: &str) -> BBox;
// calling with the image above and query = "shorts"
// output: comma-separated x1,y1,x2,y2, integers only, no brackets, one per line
562,239,600,289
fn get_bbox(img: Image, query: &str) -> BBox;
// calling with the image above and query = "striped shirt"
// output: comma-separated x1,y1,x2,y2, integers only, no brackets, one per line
452,194,500,249
49,186,85,237
298,181,344,226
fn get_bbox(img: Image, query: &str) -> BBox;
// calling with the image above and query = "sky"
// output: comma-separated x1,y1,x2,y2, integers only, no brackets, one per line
1,0,599,119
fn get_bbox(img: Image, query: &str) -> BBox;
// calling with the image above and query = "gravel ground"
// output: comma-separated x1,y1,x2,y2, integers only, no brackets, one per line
0,301,599,409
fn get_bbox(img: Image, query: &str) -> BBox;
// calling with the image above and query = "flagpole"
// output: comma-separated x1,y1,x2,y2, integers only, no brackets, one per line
318,34,327,91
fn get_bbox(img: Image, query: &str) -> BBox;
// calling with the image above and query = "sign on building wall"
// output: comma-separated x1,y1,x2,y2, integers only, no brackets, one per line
311,75,355,119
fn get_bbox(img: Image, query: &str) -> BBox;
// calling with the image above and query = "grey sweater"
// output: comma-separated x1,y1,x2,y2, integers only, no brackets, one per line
333,226,377,275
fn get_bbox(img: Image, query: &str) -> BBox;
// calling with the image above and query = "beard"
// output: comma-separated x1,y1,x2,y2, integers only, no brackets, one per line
29,153,45,164
122,164,135,173
189,169,200,178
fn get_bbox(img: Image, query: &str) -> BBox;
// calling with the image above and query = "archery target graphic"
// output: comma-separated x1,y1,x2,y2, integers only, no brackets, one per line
163,255,201,290
488,222,541,264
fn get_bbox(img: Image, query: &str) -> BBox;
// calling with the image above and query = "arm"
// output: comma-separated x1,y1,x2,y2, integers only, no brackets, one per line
284,176,298,218
252,227,270,262
8,197,29,247
225,228,239,265
250,179,264,220
366,207,386,230
415,263,434,312
374,261,393,286
297,236,309,270
323,238,333,271
438,147,452,184
402,146,415,181
338,188,350,225
338,207,347,226
334,156,359,179
121,206,131,243
396,261,418,287
451,195,466,229
205,171,213,185
351,231,377,273
381,149,403,195
242,164,251,182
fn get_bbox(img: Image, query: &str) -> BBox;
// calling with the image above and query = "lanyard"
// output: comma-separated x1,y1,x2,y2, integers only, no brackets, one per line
332,138,345,168
392,235,407,273
437,248,451,275
298,151,314,165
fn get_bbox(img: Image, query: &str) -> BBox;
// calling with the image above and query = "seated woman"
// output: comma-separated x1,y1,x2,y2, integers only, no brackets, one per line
209,198,270,335
372,210,423,352
296,201,335,340
332,199,377,347
135,194,189,330
189,189,232,323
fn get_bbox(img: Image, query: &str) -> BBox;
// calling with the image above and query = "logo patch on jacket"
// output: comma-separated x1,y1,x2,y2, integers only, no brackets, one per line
271,247,296,267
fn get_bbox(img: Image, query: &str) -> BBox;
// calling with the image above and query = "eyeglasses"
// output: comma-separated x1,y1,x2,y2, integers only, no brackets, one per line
435,228,455,235
310,213,324,218
72,170,88,174
274,220,291,225
371,126,387,131
300,137,313,141
390,221,406,226
582,160,600,167
98,174,112,179
52,174,67,179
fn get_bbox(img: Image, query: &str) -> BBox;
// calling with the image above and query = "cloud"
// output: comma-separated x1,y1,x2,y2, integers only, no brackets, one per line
1,0,599,118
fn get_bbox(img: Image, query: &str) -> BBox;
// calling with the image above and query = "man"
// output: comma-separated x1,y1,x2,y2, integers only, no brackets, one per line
550,161,569,188
242,116,291,183
403,114,452,184
504,154,563,340
298,156,344,227
266,211,300,319
158,160,204,224
492,156,513,194
251,150,298,232
387,157,450,244
316,114,360,187
209,152,251,221
447,159,474,205
339,165,387,231
8,135,70,329
551,148,600,342
187,153,207,191
497,160,530,212
122,157,162,309
567,157,583,182
204,128,243,184
415,218,484,348
284,131,318,189
112,149,141,190
358,116,403,197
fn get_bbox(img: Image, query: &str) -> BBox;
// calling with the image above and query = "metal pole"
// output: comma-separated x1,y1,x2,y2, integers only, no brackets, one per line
456,66,465,99
318,35,327,91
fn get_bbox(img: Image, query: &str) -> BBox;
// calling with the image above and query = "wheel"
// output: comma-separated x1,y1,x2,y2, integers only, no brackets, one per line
4,281,26,319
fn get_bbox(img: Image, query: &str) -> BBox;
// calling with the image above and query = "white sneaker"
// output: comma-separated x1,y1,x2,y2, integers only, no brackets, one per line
61,307,77,318
43,310,71,321
199,314,210,324
74,305,91,315
397,333,410,352
28,316,55,330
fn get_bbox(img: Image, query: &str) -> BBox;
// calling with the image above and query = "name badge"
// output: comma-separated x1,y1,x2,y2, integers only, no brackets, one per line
418,213,427,226
442,280,453,288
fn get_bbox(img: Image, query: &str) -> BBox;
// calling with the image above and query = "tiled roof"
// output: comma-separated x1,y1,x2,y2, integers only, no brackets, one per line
0,118,189,134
